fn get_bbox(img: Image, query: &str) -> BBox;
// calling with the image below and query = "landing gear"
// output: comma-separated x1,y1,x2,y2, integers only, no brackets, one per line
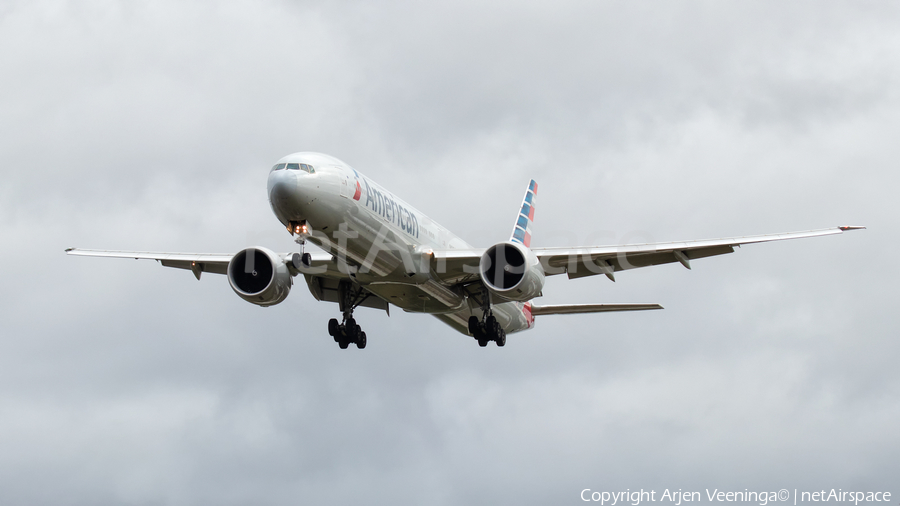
292,223,313,269
470,314,506,347
328,281,370,349
468,286,507,347
328,316,367,349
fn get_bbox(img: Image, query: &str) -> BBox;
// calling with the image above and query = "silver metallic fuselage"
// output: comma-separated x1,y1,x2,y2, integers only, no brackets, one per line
267,152,532,335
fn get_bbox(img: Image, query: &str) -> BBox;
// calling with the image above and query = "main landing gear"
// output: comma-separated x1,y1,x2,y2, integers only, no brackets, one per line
328,316,366,349
468,285,506,347
469,314,506,347
328,280,368,349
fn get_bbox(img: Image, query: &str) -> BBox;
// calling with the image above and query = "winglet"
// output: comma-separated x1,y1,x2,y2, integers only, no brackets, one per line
510,180,537,247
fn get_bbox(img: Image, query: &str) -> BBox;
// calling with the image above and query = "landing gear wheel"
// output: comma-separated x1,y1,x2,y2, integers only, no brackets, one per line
328,318,339,337
486,315,497,333
357,331,367,349
478,338,488,347
468,316,479,335
338,340,349,349
497,331,506,347
343,320,358,341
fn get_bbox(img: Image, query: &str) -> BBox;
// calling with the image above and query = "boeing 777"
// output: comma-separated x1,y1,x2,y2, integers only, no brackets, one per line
67,152,864,349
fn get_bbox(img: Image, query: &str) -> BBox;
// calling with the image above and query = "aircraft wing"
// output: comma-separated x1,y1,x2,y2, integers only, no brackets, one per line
66,248,389,312
65,248,234,278
430,226,864,284
536,226,863,280
64,248,347,280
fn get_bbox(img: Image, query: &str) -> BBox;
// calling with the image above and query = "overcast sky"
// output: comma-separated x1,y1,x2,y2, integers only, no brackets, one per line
1,1,898,504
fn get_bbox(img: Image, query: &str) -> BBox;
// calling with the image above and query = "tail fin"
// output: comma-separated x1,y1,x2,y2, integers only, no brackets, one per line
510,180,537,247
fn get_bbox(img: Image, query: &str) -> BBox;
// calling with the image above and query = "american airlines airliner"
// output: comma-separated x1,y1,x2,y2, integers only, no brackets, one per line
67,152,864,349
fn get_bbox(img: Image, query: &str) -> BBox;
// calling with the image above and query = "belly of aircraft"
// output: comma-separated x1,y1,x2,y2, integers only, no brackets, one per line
362,282,464,314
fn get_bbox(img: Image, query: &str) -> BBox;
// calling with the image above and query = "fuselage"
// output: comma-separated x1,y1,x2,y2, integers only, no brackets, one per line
266,152,534,335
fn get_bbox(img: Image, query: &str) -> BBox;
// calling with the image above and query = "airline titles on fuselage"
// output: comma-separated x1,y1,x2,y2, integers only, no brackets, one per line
361,178,419,239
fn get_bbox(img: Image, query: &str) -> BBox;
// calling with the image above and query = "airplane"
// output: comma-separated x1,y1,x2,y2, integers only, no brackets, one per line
67,152,864,349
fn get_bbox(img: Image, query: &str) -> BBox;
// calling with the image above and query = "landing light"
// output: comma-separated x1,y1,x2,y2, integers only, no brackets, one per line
288,220,310,237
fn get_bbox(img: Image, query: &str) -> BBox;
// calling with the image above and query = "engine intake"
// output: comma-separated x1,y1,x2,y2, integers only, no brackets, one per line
479,241,545,302
227,246,292,306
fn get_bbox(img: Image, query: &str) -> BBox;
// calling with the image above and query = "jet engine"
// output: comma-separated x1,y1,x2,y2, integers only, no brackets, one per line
479,241,545,302
227,247,292,306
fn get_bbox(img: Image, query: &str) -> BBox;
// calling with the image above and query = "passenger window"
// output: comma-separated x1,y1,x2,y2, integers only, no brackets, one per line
286,163,300,171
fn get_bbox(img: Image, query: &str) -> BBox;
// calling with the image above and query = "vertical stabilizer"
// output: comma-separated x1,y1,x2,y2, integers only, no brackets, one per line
510,180,537,247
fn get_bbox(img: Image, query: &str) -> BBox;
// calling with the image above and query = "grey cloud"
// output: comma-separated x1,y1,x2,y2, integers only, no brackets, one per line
0,0,897,504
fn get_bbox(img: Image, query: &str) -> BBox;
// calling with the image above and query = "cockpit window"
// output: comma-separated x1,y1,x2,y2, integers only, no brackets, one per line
271,162,314,173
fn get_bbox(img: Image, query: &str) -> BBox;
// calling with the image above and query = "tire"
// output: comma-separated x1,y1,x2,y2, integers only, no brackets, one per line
338,340,349,349
485,315,497,338
478,339,488,347
357,332,367,349
468,316,479,335
497,331,506,347
328,318,339,337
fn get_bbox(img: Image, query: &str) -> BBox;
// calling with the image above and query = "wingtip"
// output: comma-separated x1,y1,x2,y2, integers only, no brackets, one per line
839,226,866,231
64,247,75,253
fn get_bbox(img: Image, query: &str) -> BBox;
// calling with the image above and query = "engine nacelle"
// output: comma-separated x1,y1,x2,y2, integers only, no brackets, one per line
479,241,545,302
227,247,292,306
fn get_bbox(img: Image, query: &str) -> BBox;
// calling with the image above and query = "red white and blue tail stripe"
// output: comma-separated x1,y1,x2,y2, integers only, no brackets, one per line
510,180,537,247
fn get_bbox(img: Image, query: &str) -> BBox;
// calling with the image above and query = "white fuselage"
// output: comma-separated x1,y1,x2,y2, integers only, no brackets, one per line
266,152,534,335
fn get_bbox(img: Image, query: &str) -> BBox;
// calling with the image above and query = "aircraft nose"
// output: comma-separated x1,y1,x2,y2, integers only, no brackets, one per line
267,169,301,216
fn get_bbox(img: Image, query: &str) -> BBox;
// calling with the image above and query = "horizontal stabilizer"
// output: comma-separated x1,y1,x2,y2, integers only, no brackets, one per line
530,303,663,316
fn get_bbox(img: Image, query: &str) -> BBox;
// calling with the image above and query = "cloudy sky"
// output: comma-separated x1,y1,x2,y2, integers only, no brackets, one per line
1,1,897,504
